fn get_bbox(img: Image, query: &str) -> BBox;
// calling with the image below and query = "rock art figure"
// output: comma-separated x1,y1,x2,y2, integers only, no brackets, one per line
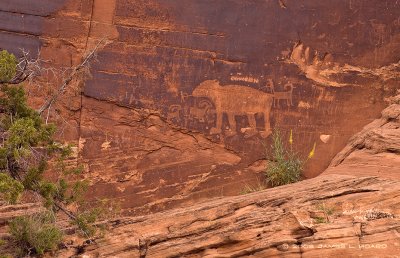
180,91,190,103
272,81,295,108
167,97,216,128
186,99,215,124
192,80,273,137
167,104,182,123
370,20,387,46
265,78,275,93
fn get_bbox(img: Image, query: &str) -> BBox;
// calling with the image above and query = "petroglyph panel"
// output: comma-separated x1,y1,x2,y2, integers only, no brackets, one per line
79,0,399,213
2,0,399,214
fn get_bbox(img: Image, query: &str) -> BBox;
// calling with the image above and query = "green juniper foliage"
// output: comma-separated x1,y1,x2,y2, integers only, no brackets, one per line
314,216,326,224
0,173,24,204
0,49,101,255
0,83,73,208
74,207,102,237
0,50,17,82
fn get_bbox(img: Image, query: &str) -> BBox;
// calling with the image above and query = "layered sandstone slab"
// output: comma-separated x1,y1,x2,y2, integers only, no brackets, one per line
325,92,400,180
57,174,400,257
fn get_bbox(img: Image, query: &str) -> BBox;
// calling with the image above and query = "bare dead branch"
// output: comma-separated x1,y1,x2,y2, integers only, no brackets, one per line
38,39,106,115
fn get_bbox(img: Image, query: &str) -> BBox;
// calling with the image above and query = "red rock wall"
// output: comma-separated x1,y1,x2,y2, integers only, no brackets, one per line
1,0,399,214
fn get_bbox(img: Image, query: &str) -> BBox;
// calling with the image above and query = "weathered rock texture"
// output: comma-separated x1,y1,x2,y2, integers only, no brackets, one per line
50,92,399,257
1,101,400,256
1,0,399,213
325,90,400,180
53,174,399,257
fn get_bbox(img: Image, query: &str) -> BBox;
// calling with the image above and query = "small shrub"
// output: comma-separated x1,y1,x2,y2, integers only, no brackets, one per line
74,199,121,237
9,212,63,256
313,202,335,224
265,130,303,187
317,203,335,216
0,47,103,256
240,181,267,195
314,216,326,224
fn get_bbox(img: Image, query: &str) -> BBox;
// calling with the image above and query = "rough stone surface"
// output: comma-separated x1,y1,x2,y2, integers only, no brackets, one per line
1,1,400,257
326,91,400,179
52,93,399,257
53,175,400,257
0,0,399,214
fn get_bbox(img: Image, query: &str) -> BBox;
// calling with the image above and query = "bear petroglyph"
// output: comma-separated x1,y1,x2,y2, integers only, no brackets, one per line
192,80,273,138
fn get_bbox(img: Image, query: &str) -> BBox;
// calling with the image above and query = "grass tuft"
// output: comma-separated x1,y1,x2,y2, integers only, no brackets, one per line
9,212,63,256
265,130,303,187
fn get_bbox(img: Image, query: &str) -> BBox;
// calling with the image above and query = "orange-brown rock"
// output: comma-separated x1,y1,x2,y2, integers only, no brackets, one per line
1,0,399,214
54,174,400,257
54,93,400,257
325,90,400,180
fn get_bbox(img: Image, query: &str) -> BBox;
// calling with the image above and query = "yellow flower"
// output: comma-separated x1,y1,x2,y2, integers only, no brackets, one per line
308,142,316,159
289,129,293,145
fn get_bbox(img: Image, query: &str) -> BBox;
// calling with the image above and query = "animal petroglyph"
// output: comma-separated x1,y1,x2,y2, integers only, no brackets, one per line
266,79,296,108
167,98,215,127
167,104,182,123
192,80,273,137
185,99,215,125
274,83,295,107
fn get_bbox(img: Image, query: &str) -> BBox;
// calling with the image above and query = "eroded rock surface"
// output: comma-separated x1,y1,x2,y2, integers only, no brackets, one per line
55,174,400,257
54,93,400,257
0,0,399,214
325,90,400,179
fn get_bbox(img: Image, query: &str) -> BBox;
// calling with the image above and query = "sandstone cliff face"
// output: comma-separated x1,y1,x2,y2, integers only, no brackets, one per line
52,93,399,257
1,0,399,214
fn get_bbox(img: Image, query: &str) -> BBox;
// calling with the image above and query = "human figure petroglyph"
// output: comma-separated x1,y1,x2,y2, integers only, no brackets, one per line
180,91,190,103
265,78,275,93
192,80,273,137
370,20,387,46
